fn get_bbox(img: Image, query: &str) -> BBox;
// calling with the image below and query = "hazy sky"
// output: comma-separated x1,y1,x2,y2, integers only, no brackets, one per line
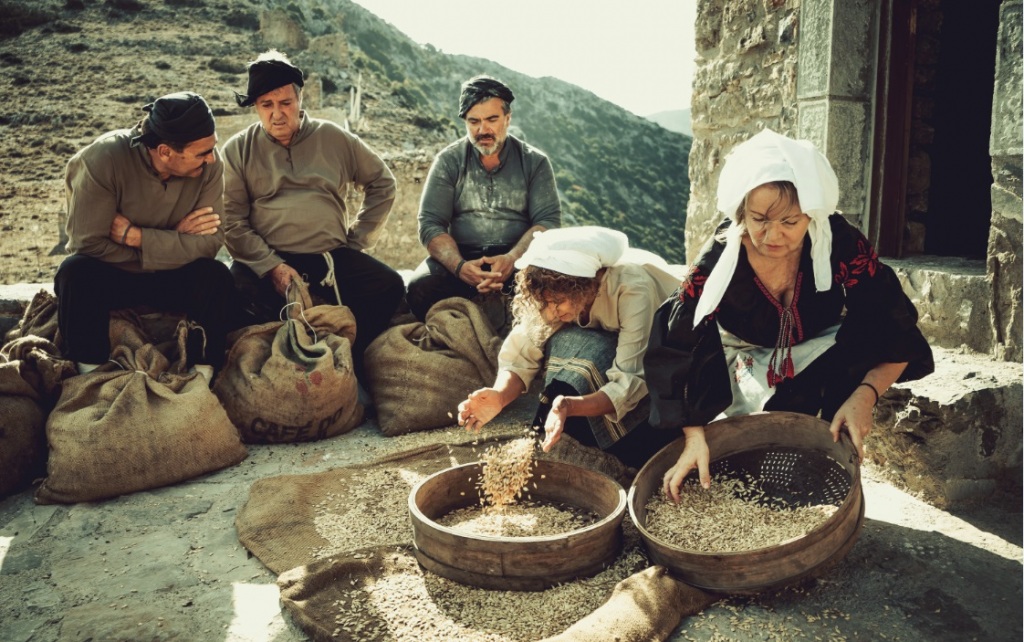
350,0,697,117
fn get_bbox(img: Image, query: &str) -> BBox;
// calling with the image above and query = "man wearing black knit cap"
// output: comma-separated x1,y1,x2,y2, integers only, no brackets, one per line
55,91,234,377
407,74,561,321
222,50,402,381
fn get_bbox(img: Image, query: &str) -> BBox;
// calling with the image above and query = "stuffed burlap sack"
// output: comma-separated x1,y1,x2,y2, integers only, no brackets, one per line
35,321,247,505
213,281,362,443
0,336,76,499
365,297,501,436
3,289,60,346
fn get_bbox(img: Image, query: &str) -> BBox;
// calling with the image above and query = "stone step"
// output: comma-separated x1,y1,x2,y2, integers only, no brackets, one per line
873,345,1022,507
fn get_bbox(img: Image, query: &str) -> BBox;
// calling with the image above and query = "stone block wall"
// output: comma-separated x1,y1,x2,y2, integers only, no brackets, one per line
686,0,801,261
987,0,1023,362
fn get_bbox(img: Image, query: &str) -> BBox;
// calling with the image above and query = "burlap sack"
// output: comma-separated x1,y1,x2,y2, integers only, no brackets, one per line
538,565,717,642
364,297,502,436
0,337,77,499
277,551,713,642
3,289,60,345
35,322,247,505
213,281,362,443
0,361,47,499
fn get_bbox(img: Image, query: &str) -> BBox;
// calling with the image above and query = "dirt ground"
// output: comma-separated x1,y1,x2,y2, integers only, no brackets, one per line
0,394,1021,642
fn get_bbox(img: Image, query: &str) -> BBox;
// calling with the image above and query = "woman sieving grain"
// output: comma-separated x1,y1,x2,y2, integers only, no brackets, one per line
458,226,685,468
644,129,934,501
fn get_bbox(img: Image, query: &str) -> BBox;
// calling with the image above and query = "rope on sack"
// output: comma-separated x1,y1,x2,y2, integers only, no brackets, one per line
280,280,319,343
320,251,343,306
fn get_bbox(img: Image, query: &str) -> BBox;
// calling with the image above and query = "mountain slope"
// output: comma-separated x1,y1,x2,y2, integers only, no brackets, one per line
0,0,690,282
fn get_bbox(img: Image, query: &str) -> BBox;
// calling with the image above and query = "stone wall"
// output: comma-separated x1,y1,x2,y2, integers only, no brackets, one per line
987,0,1023,362
686,0,801,261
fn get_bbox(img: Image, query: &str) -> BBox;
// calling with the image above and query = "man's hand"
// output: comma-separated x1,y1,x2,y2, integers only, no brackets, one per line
175,206,221,236
458,258,503,289
269,263,302,297
476,253,516,292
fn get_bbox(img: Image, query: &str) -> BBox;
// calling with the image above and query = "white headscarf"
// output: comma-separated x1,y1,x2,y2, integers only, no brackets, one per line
515,226,629,276
692,128,840,326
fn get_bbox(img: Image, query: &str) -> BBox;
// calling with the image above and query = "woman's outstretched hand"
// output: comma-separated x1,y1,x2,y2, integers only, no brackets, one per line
458,388,504,433
663,426,711,502
540,395,571,452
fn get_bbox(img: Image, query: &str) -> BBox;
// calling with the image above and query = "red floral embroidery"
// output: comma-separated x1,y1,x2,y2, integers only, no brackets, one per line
835,238,880,288
679,265,707,301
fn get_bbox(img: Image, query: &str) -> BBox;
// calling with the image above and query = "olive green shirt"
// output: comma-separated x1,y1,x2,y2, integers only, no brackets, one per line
222,113,396,277
64,127,225,271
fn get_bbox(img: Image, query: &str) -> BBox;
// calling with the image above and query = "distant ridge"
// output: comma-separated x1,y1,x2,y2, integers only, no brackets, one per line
647,109,692,137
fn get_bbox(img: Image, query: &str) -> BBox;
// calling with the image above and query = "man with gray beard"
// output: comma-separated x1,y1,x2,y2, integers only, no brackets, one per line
407,75,561,321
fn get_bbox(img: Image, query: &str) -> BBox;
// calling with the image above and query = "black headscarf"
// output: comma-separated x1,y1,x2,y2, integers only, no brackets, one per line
235,58,305,107
458,75,515,118
132,92,215,147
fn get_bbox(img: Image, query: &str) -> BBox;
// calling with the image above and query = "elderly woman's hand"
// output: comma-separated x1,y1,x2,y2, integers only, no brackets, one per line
458,388,504,433
663,426,711,502
829,384,877,461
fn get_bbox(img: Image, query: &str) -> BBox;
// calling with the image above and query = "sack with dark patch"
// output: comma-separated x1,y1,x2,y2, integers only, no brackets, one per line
3,289,60,346
35,321,247,505
364,297,501,436
0,337,77,499
213,281,362,444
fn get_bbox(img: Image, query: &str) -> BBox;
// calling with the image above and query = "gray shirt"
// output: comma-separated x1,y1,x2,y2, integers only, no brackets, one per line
417,135,561,252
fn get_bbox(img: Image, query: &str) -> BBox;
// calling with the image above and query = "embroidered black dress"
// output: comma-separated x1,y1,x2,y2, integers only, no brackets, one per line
644,214,934,429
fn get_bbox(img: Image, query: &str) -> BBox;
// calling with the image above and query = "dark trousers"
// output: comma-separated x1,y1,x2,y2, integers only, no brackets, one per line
763,343,874,422
54,255,235,368
405,244,516,321
533,381,679,470
229,247,404,377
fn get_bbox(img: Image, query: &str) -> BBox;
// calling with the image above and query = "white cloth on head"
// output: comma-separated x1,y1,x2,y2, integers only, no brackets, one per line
515,226,629,277
693,128,840,326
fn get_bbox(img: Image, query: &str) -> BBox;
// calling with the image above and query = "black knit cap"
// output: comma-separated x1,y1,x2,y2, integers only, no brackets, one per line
235,58,305,107
142,92,215,143
458,75,514,119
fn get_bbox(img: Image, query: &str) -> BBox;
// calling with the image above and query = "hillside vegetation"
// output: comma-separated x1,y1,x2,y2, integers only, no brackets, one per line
0,0,690,278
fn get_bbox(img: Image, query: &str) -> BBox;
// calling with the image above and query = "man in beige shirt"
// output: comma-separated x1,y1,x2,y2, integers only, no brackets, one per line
223,50,403,379
56,92,234,374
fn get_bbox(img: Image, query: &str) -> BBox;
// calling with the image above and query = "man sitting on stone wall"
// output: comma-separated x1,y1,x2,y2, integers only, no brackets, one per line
222,50,403,379
406,75,562,321
56,91,234,377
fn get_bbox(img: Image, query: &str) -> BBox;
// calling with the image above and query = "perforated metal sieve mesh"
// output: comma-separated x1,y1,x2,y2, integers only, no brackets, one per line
709,446,853,507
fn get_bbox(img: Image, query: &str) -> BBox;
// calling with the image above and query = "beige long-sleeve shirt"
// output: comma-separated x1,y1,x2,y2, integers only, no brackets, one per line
222,113,396,277
498,262,684,421
64,127,225,271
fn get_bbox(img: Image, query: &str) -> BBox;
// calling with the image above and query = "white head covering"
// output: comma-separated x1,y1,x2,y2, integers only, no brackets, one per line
515,226,629,276
692,128,840,326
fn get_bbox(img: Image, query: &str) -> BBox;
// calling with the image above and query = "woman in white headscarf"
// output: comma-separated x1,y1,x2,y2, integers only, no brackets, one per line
458,226,686,468
644,129,933,500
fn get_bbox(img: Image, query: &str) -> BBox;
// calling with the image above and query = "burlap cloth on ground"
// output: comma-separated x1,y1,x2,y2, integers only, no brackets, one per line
236,435,714,641
213,282,362,443
35,318,248,504
364,297,502,436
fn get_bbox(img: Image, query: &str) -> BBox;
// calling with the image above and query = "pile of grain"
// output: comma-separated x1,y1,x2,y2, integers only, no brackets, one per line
327,545,651,641
479,437,537,507
645,475,839,552
438,500,597,537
